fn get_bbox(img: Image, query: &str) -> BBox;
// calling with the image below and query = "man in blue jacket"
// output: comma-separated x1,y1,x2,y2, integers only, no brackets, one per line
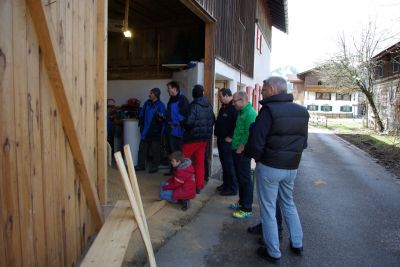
136,88,166,173
165,81,189,175
244,76,309,263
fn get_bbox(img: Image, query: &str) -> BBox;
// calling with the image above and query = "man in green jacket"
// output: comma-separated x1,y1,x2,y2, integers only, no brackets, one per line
229,91,257,219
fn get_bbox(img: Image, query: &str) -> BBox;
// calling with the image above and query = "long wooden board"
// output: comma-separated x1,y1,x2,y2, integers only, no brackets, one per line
80,199,166,267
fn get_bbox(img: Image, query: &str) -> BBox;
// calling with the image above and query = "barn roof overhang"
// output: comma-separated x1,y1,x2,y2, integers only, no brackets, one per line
269,0,288,33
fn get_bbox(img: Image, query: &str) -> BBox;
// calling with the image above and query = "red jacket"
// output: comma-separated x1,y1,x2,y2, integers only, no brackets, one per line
163,159,196,200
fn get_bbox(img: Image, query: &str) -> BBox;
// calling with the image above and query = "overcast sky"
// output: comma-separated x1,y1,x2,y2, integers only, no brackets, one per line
270,0,400,72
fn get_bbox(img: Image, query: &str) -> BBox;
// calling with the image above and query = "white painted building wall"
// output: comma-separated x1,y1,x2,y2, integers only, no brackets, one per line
304,91,359,116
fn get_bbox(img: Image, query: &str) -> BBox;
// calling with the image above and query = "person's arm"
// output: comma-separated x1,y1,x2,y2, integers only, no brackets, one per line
179,95,190,117
236,110,257,153
182,103,196,129
163,176,184,190
244,109,272,161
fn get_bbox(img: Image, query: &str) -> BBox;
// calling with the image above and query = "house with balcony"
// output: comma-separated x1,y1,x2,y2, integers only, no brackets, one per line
371,41,400,133
289,68,361,118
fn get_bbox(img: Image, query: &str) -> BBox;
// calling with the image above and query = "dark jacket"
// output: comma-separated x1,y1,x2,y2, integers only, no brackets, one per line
183,96,215,143
214,100,238,139
163,159,196,200
139,99,166,141
244,93,309,170
166,91,189,138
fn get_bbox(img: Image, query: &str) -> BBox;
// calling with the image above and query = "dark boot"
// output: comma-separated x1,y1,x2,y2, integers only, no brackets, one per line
181,200,189,211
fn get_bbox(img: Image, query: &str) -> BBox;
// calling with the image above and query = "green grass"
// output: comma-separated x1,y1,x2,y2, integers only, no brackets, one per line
312,118,400,147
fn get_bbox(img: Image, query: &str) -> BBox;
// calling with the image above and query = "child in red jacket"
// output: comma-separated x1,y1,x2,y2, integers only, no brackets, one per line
159,151,196,210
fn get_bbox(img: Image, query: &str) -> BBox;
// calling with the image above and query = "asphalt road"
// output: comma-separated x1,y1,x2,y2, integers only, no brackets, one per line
154,128,400,267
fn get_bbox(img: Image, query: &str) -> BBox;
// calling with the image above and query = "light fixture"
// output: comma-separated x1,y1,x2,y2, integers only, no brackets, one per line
123,30,132,38
123,0,132,38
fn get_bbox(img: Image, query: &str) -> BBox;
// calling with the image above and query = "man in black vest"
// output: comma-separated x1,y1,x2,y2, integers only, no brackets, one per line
244,76,309,263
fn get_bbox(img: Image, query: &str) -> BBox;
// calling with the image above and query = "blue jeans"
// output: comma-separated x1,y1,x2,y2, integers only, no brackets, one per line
256,163,303,258
217,138,237,193
233,152,253,212
159,181,177,203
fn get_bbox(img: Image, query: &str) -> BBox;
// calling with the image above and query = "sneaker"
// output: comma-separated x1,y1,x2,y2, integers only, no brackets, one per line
290,241,303,255
256,247,280,263
248,223,263,235
148,168,158,174
232,210,253,219
220,190,236,196
228,202,241,210
181,200,189,211
196,188,201,194
216,184,225,192
135,165,145,171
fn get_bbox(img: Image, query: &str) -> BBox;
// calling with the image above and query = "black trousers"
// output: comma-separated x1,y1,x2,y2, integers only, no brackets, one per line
137,140,161,170
233,152,253,212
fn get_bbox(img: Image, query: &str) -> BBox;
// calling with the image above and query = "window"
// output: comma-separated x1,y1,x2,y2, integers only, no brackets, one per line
340,105,352,112
256,26,262,53
375,65,383,78
393,55,400,73
316,92,331,100
307,104,318,111
336,93,351,101
320,105,332,112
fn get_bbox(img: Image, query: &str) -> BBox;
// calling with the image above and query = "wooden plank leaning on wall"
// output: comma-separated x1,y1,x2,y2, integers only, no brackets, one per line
26,0,103,228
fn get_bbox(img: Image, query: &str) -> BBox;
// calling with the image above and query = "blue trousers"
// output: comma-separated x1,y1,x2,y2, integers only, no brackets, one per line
217,138,237,193
256,163,303,258
159,181,177,203
233,152,253,212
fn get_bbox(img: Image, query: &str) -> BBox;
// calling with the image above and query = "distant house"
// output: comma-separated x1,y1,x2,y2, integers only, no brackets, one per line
371,42,400,133
289,69,361,118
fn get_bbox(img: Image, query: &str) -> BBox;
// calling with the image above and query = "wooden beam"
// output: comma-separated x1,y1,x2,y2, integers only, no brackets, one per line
204,23,215,101
26,0,103,228
179,0,216,23
96,0,108,205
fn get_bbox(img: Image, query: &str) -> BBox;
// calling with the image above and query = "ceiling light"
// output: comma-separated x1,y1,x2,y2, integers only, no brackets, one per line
123,29,132,38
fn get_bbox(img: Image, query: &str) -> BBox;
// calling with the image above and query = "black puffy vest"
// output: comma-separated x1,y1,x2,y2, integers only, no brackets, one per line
260,94,309,169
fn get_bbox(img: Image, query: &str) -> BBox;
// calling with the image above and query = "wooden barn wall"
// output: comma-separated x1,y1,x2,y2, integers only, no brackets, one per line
0,0,103,266
214,0,256,77
256,0,272,49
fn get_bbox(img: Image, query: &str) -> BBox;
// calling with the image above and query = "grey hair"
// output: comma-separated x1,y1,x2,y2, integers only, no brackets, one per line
234,91,248,102
263,76,287,94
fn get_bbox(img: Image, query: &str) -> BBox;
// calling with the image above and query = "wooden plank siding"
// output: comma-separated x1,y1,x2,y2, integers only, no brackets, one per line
0,0,107,266
256,0,272,49
214,0,256,77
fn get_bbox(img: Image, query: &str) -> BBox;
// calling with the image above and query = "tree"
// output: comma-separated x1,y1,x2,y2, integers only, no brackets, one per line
317,22,393,132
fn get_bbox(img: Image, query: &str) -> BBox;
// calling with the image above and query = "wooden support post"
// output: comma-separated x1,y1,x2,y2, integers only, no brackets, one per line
96,0,108,204
114,152,157,267
26,0,103,228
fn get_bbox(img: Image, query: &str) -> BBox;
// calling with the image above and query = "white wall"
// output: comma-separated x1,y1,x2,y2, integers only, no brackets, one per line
253,25,271,85
107,79,171,106
172,62,204,102
107,63,204,105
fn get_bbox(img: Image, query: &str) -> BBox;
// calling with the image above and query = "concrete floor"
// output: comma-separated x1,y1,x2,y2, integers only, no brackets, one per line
105,155,223,267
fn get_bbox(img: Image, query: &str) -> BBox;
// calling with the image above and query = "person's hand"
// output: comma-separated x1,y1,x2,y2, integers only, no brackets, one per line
225,137,232,143
236,144,244,154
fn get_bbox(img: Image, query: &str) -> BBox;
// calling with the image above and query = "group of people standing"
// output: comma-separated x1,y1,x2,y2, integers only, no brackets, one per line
215,76,309,263
136,76,309,263
136,81,215,205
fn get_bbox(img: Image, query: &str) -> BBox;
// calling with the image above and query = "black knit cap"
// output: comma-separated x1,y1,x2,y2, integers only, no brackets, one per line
151,87,161,99
192,84,204,98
